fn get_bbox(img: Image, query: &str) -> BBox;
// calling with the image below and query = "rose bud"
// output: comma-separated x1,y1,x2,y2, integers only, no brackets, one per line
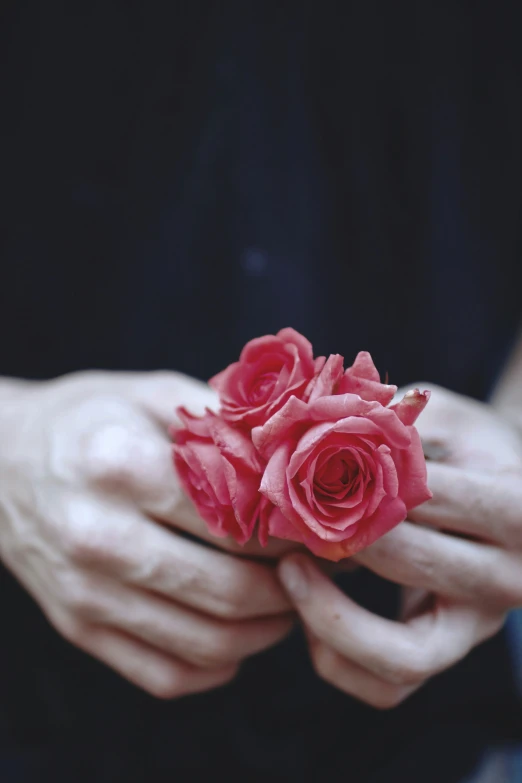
209,328,320,428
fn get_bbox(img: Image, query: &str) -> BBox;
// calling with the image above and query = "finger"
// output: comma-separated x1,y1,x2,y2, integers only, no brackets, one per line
401,384,522,472
351,521,522,606
394,383,474,439
86,581,294,669
132,371,219,430
67,509,292,619
409,462,522,547
76,624,238,699
279,555,502,685
151,490,304,560
305,630,418,709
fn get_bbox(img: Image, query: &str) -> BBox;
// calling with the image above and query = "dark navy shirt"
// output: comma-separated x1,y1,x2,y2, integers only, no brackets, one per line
1,3,522,781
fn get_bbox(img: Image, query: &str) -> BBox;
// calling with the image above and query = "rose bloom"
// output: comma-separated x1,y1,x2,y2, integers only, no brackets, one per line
253,387,431,561
172,409,267,544
209,327,320,428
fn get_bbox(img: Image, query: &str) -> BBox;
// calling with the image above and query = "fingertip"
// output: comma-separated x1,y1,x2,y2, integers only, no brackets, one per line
278,554,315,602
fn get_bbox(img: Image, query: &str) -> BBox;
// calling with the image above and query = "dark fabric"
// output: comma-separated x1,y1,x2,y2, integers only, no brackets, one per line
1,2,522,781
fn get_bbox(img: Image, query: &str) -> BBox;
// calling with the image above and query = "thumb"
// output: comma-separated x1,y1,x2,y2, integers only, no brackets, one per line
133,371,219,431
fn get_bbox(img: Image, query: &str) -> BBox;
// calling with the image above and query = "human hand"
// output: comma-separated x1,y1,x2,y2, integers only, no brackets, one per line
278,385,522,708
0,371,293,698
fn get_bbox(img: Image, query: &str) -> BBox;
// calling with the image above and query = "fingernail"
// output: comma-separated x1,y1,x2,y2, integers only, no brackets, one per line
279,559,308,601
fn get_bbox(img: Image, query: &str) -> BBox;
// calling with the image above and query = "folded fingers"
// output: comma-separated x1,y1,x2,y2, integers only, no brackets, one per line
353,521,522,608
76,625,239,699
409,462,522,547
58,572,293,671
279,555,503,691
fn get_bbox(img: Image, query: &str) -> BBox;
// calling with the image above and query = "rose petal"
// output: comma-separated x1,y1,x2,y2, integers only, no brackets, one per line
286,418,398,485
259,441,295,515
346,351,381,382
208,416,262,474
307,354,345,402
276,327,315,370
393,426,433,509
338,374,397,406
267,505,306,545
173,445,231,539
257,495,273,547
303,356,327,399
287,422,339,479
364,460,386,517
252,395,311,459
390,389,431,426
300,495,408,561
222,458,260,542
240,334,294,365
338,351,397,405
210,329,316,426
306,447,368,507
300,396,411,449
288,477,368,538
189,441,230,507
173,407,214,438
375,444,399,498
323,415,406,452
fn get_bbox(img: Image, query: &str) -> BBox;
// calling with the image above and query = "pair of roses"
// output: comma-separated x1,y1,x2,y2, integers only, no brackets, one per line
171,328,431,561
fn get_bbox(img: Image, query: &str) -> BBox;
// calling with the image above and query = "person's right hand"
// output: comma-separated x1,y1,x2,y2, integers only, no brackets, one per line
0,371,294,698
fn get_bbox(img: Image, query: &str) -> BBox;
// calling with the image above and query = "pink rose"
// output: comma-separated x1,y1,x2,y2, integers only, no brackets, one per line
253,389,431,561
209,327,319,428
172,408,267,544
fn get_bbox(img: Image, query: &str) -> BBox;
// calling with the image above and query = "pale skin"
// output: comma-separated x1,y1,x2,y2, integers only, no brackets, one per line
1,330,522,706
0,371,297,698
278,328,522,708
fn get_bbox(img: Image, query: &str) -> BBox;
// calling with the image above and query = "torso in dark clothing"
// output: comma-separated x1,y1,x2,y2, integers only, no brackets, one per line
1,3,522,781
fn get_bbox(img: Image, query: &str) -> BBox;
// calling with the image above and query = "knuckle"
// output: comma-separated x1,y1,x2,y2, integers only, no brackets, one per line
62,530,90,564
61,502,118,568
63,524,109,566
212,577,251,620
83,425,141,489
409,543,437,584
145,559,212,605
63,579,96,617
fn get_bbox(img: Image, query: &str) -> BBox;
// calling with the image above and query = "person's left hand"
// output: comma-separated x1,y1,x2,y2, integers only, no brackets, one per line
278,385,522,709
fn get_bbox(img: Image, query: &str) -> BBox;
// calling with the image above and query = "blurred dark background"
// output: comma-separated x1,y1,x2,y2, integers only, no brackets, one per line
1,2,522,782
1,2,521,393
